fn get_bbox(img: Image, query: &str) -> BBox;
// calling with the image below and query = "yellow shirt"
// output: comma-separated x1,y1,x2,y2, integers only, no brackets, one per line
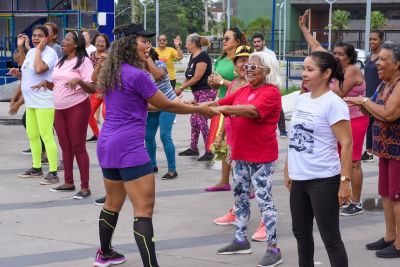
155,47,179,80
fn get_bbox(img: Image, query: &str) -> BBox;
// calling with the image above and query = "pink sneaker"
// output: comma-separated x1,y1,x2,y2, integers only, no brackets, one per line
213,208,236,225
205,184,231,192
251,221,267,242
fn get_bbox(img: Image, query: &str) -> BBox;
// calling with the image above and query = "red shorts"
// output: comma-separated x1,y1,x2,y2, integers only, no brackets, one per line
378,158,400,201
338,115,369,161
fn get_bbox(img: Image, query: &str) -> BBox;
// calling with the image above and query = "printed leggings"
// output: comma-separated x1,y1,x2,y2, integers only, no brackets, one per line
232,160,278,246
55,98,91,189
26,107,58,171
190,89,217,151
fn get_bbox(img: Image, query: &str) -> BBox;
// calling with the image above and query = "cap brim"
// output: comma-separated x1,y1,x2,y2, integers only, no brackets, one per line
136,30,156,37
234,52,251,59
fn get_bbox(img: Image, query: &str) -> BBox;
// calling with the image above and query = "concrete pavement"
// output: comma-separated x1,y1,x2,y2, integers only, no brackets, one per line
0,99,397,267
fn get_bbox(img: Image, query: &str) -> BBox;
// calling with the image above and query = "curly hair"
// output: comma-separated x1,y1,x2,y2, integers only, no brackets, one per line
97,32,143,94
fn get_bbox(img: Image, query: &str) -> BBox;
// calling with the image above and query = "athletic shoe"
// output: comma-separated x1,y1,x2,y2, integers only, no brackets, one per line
178,148,199,156
40,172,59,185
86,135,98,142
217,239,252,255
213,208,236,225
376,244,400,258
93,249,126,267
21,148,31,155
340,203,363,216
252,221,267,242
18,168,44,178
73,189,91,199
49,184,76,192
361,151,374,162
366,238,395,250
94,196,106,206
57,160,64,172
198,151,214,161
258,248,283,267
161,171,178,180
279,131,288,138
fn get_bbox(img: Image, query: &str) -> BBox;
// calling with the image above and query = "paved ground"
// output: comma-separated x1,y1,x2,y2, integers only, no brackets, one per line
0,98,398,267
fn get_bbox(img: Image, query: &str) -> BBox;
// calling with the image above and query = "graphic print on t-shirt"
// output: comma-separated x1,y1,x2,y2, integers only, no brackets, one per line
289,110,314,154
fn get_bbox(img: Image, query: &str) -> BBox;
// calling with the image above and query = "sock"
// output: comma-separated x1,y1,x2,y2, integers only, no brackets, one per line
50,171,57,176
99,208,119,254
133,217,159,267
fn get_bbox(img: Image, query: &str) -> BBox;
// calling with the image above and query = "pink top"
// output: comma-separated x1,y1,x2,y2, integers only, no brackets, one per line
52,57,93,110
331,80,366,119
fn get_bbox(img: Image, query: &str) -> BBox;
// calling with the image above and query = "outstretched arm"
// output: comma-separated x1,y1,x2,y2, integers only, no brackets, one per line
299,10,326,53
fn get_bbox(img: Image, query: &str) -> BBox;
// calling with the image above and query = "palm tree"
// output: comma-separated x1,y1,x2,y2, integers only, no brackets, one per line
370,11,387,30
246,17,272,40
329,9,350,41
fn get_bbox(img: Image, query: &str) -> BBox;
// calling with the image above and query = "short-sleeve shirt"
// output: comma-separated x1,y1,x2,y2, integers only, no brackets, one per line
217,84,281,163
154,61,176,100
214,56,235,99
49,43,63,59
85,44,96,56
97,64,158,168
51,57,93,110
288,91,350,180
184,51,212,92
155,47,179,80
21,46,58,108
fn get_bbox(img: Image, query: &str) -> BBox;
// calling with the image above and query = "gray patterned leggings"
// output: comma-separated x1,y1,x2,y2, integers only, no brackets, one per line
232,160,278,246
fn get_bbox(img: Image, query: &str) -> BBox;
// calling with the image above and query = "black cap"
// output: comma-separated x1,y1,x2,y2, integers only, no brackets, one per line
113,23,156,39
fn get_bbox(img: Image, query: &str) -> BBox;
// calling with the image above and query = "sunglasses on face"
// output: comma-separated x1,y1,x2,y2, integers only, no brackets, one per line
158,38,167,41
244,64,269,71
223,36,232,42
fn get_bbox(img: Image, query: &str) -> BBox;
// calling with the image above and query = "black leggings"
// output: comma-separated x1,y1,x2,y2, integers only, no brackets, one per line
365,116,374,150
290,175,348,267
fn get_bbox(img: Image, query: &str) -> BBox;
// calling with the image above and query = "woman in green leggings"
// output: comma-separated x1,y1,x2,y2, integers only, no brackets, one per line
11,25,59,184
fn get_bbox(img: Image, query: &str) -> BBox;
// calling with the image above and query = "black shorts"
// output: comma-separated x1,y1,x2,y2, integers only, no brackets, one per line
102,162,153,182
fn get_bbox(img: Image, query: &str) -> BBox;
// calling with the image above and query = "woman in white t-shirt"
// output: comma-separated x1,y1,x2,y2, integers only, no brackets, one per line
10,25,59,183
284,51,353,267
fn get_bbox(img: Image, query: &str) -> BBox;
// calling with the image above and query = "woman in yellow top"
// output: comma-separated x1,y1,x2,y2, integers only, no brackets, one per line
155,34,183,89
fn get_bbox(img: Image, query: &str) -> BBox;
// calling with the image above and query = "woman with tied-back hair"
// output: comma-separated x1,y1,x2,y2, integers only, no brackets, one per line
176,33,215,162
299,10,368,216
92,24,218,267
32,31,95,199
285,51,352,267
345,41,400,259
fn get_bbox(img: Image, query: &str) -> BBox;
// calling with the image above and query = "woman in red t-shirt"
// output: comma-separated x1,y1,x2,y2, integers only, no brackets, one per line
204,51,283,267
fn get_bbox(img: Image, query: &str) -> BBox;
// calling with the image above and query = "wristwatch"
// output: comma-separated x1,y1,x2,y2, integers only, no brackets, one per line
219,79,224,85
340,176,351,182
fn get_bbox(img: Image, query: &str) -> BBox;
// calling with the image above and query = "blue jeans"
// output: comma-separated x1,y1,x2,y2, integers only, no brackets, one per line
145,111,176,172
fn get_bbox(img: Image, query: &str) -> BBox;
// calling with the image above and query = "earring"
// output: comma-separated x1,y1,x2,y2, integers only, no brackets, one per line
75,45,77,48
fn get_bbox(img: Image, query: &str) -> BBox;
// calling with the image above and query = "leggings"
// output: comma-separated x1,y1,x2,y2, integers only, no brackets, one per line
190,89,217,151
365,116,374,151
55,98,91,189
25,108,58,171
22,111,45,152
290,175,348,267
145,111,176,172
88,94,106,137
232,160,278,246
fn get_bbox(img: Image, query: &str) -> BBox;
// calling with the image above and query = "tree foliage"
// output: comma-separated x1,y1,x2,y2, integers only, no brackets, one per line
246,17,272,39
370,11,387,30
331,9,350,30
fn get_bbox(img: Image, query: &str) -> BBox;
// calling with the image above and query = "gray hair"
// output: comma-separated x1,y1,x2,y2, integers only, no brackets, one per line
381,41,400,62
187,33,210,49
249,51,282,87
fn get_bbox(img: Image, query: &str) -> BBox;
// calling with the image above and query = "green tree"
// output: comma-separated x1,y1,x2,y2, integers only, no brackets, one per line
370,11,387,30
230,16,245,31
246,17,272,39
331,9,350,30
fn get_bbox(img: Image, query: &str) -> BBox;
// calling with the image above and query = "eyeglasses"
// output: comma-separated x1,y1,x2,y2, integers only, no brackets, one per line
158,38,167,41
244,64,269,71
223,37,232,42
95,41,106,44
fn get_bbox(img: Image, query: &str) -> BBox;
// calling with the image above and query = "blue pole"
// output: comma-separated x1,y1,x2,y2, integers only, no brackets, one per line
271,0,276,51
